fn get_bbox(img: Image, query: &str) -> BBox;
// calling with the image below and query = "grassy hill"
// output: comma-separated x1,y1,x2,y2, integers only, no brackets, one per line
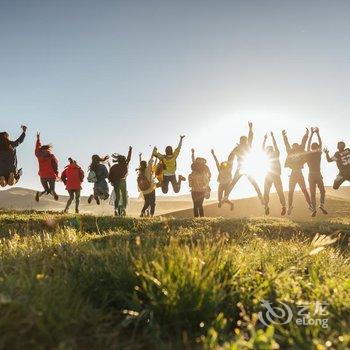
0,212,349,349
167,192,350,221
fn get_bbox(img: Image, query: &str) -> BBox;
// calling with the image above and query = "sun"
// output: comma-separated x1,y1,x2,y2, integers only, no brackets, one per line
239,149,271,181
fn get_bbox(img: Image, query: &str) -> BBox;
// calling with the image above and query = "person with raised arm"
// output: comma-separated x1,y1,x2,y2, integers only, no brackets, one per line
152,135,186,194
61,158,85,214
137,152,157,217
211,149,234,210
282,128,312,215
109,147,132,216
324,141,350,190
262,132,286,216
35,132,59,202
0,125,27,187
305,127,327,217
225,122,264,205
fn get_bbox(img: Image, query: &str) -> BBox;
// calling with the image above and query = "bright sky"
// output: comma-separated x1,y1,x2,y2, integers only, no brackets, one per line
1,0,350,198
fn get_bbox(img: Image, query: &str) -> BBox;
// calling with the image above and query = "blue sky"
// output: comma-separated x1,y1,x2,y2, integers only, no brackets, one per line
1,0,350,198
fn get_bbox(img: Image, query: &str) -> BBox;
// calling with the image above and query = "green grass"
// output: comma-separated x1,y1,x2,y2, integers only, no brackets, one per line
0,212,349,349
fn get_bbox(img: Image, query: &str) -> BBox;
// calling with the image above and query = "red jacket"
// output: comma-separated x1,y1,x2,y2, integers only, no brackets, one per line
35,140,59,179
61,163,84,190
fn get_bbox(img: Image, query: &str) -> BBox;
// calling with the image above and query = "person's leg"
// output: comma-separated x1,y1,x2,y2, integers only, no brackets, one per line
247,175,264,205
0,176,7,187
121,180,127,211
333,175,345,190
191,192,199,217
49,179,59,200
317,177,327,214
225,170,242,198
161,176,170,194
198,193,205,217
7,172,15,186
297,175,312,207
114,184,121,213
273,175,286,215
141,193,150,216
218,184,224,207
65,190,74,212
308,175,317,210
264,175,273,208
75,190,81,213
288,173,297,213
171,175,182,193
149,190,156,216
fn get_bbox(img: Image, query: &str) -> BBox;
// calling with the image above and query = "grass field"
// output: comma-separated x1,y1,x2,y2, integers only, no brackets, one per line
0,212,349,349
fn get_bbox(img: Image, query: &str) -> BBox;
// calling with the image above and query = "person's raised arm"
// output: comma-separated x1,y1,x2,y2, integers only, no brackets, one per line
152,146,162,159
271,132,279,153
324,148,334,163
211,149,220,171
10,125,27,148
301,127,309,150
262,134,267,151
126,146,132,164
139,152,142,163
248,122,253,146
178,135,185,149
315,127,322,150
228,148,236,163
307,128,314,151
35,132,41,156
282,130,291,152
191,148,195,163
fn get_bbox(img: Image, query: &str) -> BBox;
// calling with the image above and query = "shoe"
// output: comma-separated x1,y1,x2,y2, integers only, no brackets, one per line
53,192,59,201
7,173,15,186
311,210,317,217
96,197,100,205
75,208,79,214
308,205,315,212
35,192,40,202
287,206,293,215
0,176,6,187
218,202,222,208
281,207,287,216
178,175,186,182
88,195,93,204
265,206,270,215
319,205,328,215
63,208,69,214
15,168,23,180
230,202,234,211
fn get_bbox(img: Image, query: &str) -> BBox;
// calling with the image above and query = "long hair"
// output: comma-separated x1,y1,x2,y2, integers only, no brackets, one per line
89,154,108,172
0,132,11,152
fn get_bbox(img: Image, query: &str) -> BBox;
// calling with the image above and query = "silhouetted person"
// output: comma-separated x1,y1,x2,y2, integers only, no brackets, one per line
211,149,234,210
305,128,327,217
35,132,59,202
0,125,27,187
225,122,264,204
282,128,312,215
61,158,84,214
153,135,186,194
189,161,210,217
137,153,156,217
109,147,132,216
87,155,109,205
325,141,350,189
262,132,286,216
191,148,211,180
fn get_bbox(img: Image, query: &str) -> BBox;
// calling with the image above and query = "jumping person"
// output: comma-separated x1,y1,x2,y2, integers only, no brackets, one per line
61,158,84,214
324,141,350,189
262,132,286,216
87,155,109,205
189,160,210,218
191,148,211,180
109,147,132,216
225,122,264,205
152,135,186,194
282,128,312,215
211,149,234,210
305,128,327,217
137,153,157,217
35,132,59,202
0,125,27,187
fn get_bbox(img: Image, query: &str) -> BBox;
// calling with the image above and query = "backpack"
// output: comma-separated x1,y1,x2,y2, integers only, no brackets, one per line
87,170,97,183
137,172,151,191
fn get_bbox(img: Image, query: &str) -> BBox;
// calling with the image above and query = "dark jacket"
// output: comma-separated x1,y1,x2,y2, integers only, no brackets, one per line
0,132,26,176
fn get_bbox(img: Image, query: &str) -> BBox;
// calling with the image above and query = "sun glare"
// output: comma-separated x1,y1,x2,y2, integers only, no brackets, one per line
239,150,270,180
